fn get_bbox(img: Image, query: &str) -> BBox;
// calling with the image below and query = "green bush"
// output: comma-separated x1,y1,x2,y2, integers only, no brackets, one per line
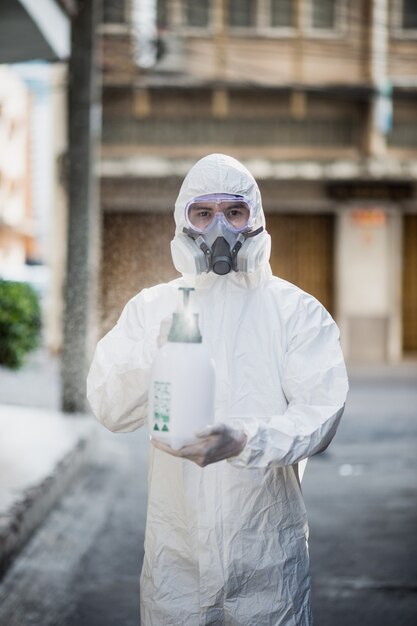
0,280,42,369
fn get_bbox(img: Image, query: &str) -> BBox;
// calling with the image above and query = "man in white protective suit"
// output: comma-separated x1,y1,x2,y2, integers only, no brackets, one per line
87,153,349,626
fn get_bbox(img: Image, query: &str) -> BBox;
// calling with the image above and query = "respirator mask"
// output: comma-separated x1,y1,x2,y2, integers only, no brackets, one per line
171,193,271,276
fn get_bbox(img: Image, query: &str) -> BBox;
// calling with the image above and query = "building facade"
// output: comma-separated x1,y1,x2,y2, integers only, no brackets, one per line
100,0,417,362
0,67,34,274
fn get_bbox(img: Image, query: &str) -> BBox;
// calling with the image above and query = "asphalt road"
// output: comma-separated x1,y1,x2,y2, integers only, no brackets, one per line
0,362,416,626
303,367,417,626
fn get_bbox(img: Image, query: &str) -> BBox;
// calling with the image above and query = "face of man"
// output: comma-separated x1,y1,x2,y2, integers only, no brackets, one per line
186,195,252,234
171,155,271,276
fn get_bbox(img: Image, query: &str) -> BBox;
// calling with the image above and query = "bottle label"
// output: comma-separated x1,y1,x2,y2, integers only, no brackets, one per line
152,381,171,432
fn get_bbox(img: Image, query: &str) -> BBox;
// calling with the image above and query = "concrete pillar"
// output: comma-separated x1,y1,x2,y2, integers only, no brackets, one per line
134,88,151,118
46,63,68,356
366,0,390,157
211,89,229,118
336,206,402,363
213,0,228,80
293,0,304,82
290,90,307,120
170,0,183,27
62,0,102,412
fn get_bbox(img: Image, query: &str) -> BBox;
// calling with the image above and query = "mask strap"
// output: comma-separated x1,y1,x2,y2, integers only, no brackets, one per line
245,226,264,238
230,226,263,270
183,227,212,267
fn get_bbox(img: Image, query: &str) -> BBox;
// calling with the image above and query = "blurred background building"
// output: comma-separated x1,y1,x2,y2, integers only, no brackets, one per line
1,0,417,371
0,0,71,354
99,0,417,364
0,4,416,619
0,67,34,273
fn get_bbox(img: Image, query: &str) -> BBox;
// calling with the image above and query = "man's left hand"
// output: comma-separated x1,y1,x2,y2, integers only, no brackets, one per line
151,423,247,467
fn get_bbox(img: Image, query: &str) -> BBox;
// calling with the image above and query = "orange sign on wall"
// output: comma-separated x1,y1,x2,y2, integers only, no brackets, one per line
350,208,387,228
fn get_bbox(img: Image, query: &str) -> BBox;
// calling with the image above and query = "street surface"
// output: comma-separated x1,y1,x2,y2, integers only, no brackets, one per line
304,366,417,626
0,426,147,626
0,356,416,626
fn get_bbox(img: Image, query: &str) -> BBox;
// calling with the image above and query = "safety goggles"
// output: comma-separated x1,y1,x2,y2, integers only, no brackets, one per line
184,194,253,234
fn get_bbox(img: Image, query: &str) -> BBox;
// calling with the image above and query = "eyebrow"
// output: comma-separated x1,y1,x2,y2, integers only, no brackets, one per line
189,204,214,211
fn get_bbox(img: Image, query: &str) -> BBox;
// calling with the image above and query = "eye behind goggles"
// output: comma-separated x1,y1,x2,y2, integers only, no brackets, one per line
184,194,253,234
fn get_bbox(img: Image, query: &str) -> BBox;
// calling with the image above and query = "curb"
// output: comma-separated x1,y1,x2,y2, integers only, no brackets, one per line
0,426,94,578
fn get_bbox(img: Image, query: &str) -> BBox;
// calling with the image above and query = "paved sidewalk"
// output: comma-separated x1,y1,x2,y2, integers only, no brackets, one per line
0,349,98,577
0,401,95,576
0,349,61,410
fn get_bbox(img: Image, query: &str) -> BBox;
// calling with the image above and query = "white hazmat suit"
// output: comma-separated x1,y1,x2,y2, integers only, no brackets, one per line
87,154,349,625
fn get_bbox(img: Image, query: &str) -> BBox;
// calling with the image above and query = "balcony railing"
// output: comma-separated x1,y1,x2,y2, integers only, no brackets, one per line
102,117,357,147
388,121,417,148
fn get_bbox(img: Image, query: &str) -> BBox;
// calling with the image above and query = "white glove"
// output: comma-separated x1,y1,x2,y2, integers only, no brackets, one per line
151,423,247,467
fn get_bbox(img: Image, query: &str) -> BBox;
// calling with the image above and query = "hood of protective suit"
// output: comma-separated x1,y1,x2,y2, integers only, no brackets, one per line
174,153,266,236
171,154,270,284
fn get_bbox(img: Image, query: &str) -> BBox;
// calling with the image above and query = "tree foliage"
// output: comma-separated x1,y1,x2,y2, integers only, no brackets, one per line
0,280,42,369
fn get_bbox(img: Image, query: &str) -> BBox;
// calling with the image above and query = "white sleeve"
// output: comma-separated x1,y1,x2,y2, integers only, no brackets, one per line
229,298,349,469
86,292,154,433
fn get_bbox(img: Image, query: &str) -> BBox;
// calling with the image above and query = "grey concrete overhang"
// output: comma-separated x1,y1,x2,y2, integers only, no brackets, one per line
0,0,71,63
99,156,417,182
106,76,377,99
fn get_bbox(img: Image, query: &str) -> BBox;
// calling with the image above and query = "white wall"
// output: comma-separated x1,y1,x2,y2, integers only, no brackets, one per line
336,205,402,362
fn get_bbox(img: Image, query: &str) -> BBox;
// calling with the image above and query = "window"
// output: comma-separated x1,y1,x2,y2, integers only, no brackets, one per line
392,0,417,37
311,0,336,30
157,0,168,29
270,0,294,28
103,0,126,24
401,0,417,29
229,0,256,28
186,0,209,27
179,0,344,34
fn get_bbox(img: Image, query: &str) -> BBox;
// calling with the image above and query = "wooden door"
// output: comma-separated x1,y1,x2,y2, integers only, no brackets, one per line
101,212,179,334
403,215,417,353
267,214,335,314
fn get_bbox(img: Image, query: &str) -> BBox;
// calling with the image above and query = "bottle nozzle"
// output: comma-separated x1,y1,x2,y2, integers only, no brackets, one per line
168,287,201,343
179,287,194,311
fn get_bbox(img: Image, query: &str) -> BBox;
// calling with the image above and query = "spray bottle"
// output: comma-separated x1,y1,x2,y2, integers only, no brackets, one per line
148,287,215,450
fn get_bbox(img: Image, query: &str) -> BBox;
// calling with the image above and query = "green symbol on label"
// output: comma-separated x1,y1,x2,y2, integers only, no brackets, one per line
153,382,171,433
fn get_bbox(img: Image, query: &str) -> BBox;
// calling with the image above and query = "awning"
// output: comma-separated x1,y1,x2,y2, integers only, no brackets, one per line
0,0,71,63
